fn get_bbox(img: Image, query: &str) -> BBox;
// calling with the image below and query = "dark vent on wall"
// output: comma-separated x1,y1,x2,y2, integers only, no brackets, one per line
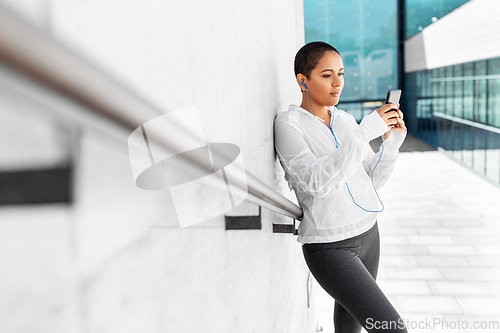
0,165,73,205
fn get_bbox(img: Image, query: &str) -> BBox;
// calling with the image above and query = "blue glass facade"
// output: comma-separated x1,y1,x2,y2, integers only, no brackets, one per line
405,58,500,183
303,0,470,105
406,0,470,38
304,0,398,103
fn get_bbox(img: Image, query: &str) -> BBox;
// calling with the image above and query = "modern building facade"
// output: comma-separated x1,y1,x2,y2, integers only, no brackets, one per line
304,0,500,184
404,0,500,184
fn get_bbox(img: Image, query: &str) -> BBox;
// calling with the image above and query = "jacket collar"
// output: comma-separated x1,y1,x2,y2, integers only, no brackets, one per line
288,104,338,120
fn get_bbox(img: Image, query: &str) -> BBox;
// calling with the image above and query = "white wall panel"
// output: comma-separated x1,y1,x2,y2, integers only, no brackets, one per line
0,0,314,332
405,33,427,73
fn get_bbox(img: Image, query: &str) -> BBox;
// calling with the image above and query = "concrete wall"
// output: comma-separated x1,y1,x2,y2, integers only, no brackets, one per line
405,0,500,72
0,1,316,332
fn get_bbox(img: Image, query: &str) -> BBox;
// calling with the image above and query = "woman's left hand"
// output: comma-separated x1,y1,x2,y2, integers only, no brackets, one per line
391,109,406,133
382,108,406,140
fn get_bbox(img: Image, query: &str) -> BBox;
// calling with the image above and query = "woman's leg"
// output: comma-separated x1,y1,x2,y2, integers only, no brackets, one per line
302,223,407,333
333,220,382,331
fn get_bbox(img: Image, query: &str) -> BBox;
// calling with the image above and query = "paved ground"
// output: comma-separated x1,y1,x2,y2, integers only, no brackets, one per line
314,135,500,332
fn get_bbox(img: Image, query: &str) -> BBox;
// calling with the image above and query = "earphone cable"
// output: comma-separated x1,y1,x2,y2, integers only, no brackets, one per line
305,87,384,213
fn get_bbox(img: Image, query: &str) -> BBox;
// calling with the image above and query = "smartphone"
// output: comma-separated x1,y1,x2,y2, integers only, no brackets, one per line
384,90,401,128
385,89,401,107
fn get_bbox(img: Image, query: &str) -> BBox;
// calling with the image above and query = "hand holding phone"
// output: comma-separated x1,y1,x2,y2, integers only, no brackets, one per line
375,89,405,136
383,89,406,133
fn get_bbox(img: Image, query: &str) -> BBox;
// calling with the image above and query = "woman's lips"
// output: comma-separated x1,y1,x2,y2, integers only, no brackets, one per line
331,92,341,97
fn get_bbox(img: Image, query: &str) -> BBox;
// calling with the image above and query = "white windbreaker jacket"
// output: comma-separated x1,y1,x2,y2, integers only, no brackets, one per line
274,104,406,243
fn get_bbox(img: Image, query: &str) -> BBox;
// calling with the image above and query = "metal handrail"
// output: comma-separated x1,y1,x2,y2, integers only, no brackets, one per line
0,5,303,220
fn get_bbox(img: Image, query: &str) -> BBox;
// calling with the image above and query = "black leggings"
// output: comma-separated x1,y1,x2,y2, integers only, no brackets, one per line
302,222,407,333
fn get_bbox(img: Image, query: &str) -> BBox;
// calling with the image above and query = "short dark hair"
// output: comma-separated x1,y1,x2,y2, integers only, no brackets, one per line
294,41,340,79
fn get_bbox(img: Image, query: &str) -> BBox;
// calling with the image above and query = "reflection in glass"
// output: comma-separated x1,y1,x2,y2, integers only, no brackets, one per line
475,61,487,124
488,59,500,128
406,0,470,38
486,133,500,183
463,63,474,121
453,64,462,118
303,0,397,102
445,66,453,115
408,56,500,184
473,128,486,174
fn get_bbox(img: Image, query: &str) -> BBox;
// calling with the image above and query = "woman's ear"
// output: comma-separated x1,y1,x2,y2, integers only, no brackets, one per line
296,74,307,93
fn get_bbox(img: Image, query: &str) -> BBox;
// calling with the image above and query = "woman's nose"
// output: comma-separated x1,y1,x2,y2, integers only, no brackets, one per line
332,78,341,87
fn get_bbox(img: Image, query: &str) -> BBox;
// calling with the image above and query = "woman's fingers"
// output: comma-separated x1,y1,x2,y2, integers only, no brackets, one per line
392,117,406,133
382,110,399,125
375,104,403,128
376,103,397,115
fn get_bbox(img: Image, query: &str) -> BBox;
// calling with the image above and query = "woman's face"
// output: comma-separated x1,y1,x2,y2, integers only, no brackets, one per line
305,51,344,106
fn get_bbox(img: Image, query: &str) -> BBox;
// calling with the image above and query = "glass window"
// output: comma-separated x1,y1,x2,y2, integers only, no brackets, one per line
452,122,463,161
424,70,431,98
436,117,446,149
473,128,487,174
445,66,453,115
453,64,463,118
407,58,500,185
463,63,474,121
488,58,500,128
416,71,435,139
406,0,470,38
337,102,363,121
462,125,473,168
417,71,422,97
474,61,487,124
303,0,398,102
437,68,446,114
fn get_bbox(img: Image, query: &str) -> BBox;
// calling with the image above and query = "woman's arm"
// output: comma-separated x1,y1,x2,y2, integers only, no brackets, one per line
363,109,407,189
274,110,389,199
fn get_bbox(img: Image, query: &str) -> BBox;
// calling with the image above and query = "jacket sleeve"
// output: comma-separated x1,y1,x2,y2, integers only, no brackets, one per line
274,110,390,199
362,129,407,190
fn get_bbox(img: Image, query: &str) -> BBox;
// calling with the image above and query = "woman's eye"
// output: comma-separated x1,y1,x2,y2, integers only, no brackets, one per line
339,72,344,76
323,74,331,78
